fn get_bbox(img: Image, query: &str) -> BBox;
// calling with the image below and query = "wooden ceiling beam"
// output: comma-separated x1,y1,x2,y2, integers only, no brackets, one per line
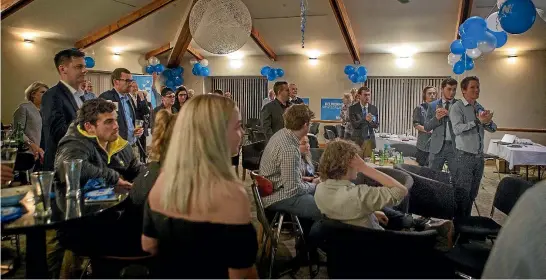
455,0,474,40
167,0,198,68
187,45,204,60
145,43,172,60
1,0,34,20
74,0,176,49
328,0,360,64
250,27,277,61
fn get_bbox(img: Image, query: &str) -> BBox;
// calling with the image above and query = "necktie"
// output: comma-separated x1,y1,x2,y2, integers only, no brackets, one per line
444,101,450,138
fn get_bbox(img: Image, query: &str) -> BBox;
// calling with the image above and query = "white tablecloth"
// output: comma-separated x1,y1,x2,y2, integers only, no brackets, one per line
487,139,546,169
375,135,417,151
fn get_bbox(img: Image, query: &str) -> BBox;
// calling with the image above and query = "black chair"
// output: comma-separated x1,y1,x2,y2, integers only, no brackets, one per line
323,125,337,138
307,134,319,148
324,129,336,142
310,148,324,171
311,218,452,279
390,143,418,158
456,176,533,241
252,129,268,142
309,122,320,135
444,242,492,279
246,118,260,129
394,164,457,220
335,125,344,139
250,172,310,279
351,167,413,213
241,141,266,181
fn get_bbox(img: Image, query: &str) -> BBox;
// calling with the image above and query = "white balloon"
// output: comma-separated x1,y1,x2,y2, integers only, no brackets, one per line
537,8,546,22
200,59,209,67
448,53,462,65
497,0,506,9
190,58,198,65
466,48,482,59
148,56,160,66
486,12,504,32
477,41,495,54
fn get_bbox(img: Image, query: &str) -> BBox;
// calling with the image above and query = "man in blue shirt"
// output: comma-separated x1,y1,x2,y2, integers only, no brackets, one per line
99,68,144,159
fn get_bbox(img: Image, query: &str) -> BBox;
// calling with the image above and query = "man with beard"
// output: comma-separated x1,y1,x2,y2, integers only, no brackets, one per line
41,48,88,170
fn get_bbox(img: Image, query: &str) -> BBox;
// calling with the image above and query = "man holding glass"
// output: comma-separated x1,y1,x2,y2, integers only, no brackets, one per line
99,68,145,161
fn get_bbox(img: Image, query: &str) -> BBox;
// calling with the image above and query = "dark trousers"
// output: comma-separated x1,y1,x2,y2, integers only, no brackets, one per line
138,136,147,163
428,141,456,173
382,207,414,230
415,149,429,167
452,149,484,219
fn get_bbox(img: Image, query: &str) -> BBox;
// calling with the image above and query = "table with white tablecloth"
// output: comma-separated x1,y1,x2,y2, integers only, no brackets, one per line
487,139,546,169
374,134,417,151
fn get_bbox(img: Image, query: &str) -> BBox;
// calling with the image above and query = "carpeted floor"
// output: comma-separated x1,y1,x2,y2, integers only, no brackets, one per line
1,164,541,278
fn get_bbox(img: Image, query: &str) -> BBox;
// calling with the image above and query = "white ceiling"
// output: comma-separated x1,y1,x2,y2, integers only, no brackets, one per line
2,0,545,59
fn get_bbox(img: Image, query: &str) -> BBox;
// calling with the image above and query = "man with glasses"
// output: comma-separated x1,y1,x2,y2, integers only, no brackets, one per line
99,68,144,160
153,88,178,115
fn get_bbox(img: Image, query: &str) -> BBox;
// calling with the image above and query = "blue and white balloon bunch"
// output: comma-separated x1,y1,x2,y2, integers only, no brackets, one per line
344,65,368,84
145,56,165,74
190,58,210,77
162,66,184,89
260,66,285,81
448,0,538,75
84,56,95,68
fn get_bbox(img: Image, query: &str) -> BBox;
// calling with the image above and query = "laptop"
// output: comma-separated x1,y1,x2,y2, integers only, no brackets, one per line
494,134,516,145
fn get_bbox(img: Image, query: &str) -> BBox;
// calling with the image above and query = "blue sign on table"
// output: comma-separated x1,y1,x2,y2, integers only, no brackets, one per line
320,98,343,120
301,97,310,105
133,75,155,106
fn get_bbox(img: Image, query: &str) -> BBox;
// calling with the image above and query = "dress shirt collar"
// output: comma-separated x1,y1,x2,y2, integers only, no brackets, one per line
441,98,453,105
116,89,129,101
60,80,81,95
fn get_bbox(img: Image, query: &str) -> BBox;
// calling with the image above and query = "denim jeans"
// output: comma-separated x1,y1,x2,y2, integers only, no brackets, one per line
382,207,414,230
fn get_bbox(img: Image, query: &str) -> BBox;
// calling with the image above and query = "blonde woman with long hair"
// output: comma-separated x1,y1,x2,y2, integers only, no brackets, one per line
141,94,258,279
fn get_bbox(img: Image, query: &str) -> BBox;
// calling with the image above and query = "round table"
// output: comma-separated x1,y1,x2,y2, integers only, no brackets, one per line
1,188,128,279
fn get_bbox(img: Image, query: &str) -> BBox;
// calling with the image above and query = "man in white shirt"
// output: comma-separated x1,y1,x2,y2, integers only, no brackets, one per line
41,48,88,170
262,89,275,109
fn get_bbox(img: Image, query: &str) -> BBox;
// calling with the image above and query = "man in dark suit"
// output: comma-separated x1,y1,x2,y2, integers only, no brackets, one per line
99,68,144,161
424,78,458,172
289,83,304,105
129,81,151,163
41,48,88,171
349,86,379,157
261,81,290,139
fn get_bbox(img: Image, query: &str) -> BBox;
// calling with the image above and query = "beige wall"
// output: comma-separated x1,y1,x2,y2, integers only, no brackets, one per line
1,31,144,122
181,51,546,145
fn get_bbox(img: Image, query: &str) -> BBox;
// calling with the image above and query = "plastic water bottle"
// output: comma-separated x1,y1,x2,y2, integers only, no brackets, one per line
399,152,404,164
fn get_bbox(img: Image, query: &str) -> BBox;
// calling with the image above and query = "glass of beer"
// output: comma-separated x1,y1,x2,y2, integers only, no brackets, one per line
1,147,18,186
135,120,144,130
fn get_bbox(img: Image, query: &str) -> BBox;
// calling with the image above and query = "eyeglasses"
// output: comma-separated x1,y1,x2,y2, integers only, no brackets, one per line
164,95,175,98
178,94,188,97
116,79,134,83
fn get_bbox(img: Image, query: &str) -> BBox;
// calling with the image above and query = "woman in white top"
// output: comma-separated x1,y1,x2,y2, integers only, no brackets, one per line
314,140,407,230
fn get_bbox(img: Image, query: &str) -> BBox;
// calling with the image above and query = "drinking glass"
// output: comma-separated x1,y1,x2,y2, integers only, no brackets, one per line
135,120,144,130
1,147,18,186
63,159,83,198
30,171,54,217
65,198,82,220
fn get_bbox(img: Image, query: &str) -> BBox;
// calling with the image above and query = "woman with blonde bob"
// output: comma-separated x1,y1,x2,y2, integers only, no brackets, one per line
141,94,258,279
315,140,408,230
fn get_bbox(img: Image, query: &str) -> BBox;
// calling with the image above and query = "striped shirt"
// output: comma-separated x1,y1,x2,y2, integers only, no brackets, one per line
259,128,308,207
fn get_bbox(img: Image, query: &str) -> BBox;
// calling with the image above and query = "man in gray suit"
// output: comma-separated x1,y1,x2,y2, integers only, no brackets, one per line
349,86,379,157
261,81,290,139
424,78,458,172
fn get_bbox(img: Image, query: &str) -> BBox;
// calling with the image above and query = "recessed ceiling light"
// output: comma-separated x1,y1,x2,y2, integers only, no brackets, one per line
307,50,320,59
229,59,243,68
228,52,244,60
308,57,319,66
114,52,121,56
23,38,34,43
391,46,417,57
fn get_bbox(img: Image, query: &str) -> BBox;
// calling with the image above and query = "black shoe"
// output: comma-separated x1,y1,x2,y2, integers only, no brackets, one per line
413,216,430,231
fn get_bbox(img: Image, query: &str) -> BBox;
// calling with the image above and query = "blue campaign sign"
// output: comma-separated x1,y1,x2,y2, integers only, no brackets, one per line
301,97,310,105
133,75,155,105
320,98,343,120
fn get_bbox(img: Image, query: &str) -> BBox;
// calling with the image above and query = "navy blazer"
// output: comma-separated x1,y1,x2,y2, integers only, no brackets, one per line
349,102,379,147
99,89,137,142
41,81,80,171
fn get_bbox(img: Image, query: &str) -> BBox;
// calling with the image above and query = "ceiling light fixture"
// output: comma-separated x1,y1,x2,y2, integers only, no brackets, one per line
307,50,320,59
227,52,244,60
308,57,318,66
507,54,518,64
391,46,417,57
114,52,121,56
229,59,243,69
23,38,34,43
395,57,413,69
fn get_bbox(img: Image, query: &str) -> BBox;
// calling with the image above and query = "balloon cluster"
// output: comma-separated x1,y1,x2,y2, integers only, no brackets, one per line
162,66,185,89
260,66,285,81
145,56,165,74
190,58,210,77
84,56,95,68
448,0,538,75
344,65,368,83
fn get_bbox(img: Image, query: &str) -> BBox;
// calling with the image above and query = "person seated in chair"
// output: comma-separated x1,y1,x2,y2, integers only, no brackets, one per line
55,98,145,189
299,136,320,188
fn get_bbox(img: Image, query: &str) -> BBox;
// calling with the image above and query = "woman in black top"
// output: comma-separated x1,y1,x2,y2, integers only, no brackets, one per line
141,94,258,279
173,86,189,112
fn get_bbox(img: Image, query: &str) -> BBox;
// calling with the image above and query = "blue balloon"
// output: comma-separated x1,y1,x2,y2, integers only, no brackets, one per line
458,25,465,37
179,77,184,85
465,60,475,71
349,73,359,83
200,67,210,77
499,0,536,35
165,80,175,89
145,65,154,74
174,76,183,86
193,64,202,76
162,69,173,78
344,65,355,75
267,69,277,81
492,30,508,48
462,36,478,49
450,40,465,55
276,68,285,78
463,16,487,39
154,64,165,73
357,75,367,83
261,66,271,76
453,61,466,75
356,66,368,76
191,66,199,76
173,66,183,76
84,56,95,68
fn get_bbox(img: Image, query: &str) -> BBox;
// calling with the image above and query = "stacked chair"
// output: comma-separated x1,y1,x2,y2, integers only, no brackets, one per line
309,122,320,135
241,140,266,181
